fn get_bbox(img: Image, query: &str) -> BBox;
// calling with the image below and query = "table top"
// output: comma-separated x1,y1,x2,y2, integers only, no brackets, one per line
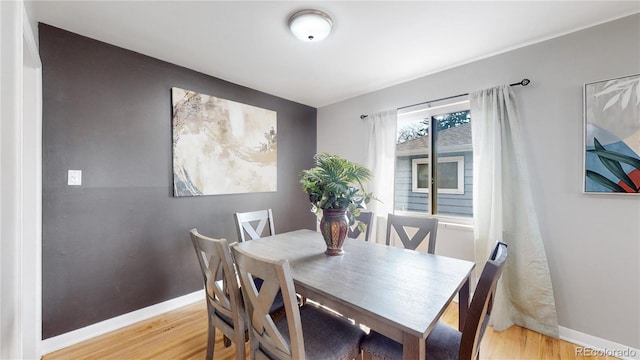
233,229,475,342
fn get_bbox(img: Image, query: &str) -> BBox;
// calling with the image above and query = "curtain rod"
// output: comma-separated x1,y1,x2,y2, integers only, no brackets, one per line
359,78,530,119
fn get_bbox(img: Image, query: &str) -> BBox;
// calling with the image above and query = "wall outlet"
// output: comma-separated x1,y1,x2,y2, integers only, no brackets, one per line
68,170,82,186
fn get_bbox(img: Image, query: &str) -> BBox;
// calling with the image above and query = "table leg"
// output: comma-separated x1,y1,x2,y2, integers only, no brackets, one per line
403,332,425,360
458,278,470,330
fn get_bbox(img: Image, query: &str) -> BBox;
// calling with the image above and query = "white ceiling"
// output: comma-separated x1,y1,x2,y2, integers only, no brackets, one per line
28,1,639,108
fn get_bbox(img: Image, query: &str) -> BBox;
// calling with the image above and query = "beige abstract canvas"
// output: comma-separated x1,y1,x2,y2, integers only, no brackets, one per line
172,87,277,196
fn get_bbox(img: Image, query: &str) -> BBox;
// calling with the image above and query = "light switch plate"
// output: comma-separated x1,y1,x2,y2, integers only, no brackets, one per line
68,170,82,186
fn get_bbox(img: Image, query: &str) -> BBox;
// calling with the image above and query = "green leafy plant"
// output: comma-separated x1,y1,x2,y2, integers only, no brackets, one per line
300,153,375,228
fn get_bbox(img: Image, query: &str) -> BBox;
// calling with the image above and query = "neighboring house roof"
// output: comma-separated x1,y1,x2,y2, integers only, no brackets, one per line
396,123,472,156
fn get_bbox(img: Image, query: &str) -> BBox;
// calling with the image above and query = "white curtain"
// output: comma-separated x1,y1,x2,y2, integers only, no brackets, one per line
470,85,559,337
365,110,397,244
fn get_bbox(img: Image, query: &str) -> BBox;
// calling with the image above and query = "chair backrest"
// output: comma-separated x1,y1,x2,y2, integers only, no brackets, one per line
231,245,304,360
190,229,244,342
348,211,374,241
459,242,508,360
234,209,275,242
385,213,438,253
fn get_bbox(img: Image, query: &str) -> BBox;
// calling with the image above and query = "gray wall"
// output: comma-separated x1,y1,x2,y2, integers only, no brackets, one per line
318,15,640,349
40,24,317,338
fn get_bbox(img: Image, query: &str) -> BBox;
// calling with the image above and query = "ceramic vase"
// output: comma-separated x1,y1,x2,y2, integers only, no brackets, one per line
319,208,348,255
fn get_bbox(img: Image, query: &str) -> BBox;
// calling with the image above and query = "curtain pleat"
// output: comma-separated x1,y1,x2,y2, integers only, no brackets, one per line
470,85,559,337
365,110,397,244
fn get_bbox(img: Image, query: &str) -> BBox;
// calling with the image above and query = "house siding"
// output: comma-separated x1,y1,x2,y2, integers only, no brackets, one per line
394,151,473,216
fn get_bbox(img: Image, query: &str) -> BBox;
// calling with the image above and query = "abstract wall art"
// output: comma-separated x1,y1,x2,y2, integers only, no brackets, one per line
584,74,640,194
172,87,277,196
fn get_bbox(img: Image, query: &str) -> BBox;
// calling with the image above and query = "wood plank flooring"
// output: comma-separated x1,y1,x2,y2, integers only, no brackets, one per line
42,301,617,360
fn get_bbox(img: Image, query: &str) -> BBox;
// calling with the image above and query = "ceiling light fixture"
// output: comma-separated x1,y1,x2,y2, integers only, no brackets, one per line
288,10,333,42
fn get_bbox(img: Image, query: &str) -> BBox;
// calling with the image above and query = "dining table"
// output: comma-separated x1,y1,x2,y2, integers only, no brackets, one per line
233,229,475,360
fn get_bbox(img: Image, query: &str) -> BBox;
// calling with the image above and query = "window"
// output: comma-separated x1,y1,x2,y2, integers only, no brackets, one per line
412,156,464,194
394,99,473,218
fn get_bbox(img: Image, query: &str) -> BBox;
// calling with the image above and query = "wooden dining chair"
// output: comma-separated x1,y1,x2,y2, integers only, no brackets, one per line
234,209,308,306
385,213,438,253
348,211,374,242
190,229,246,360
234,209,275,242
231,244,365,360
360,241,508,360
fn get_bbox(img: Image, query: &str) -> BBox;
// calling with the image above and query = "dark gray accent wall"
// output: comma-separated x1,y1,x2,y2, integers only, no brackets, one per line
40,23,317,338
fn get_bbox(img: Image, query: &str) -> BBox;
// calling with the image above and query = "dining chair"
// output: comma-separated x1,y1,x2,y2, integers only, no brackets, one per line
360,241,508,360
234,208,276,242
385,213,438,254
234,208,308,306
231,244,365,360
190,229,246,360
348,211,374,242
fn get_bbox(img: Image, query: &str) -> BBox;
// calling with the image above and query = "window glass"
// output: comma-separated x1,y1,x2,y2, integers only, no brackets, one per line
416,163,429,189
394,103,473,218
438,161,459,189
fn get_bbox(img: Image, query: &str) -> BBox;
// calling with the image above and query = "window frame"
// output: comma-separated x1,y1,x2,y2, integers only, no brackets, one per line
411,156,464,194
395,98,472,223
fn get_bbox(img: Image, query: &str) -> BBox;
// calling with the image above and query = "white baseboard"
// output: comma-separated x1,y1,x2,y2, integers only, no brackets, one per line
559,326,640,360
40,289,205,357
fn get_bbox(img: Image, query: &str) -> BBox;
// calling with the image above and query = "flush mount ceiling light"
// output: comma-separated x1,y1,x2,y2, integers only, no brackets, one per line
288,10,333,42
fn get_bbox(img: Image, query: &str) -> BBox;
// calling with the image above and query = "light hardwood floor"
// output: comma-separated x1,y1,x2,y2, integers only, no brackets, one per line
42,301,616,360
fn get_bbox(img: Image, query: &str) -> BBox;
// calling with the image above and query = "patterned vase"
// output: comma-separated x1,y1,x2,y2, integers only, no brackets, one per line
320,208,349,255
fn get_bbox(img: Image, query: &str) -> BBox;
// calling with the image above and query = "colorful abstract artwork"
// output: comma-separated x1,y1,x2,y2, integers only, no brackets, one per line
172,87,277,196
584,74,640,194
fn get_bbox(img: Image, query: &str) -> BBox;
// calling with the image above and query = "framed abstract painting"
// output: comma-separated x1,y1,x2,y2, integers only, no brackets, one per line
172,87,277,196
584,74,640,194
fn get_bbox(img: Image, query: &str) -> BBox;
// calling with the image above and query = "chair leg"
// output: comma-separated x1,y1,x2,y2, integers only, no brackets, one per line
206,319,215,360
234,332,246,360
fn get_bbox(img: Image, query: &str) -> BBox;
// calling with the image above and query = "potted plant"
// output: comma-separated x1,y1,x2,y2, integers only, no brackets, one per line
300,153,374,255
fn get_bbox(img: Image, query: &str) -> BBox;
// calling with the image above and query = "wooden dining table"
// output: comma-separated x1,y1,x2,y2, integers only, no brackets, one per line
233,229,475,360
